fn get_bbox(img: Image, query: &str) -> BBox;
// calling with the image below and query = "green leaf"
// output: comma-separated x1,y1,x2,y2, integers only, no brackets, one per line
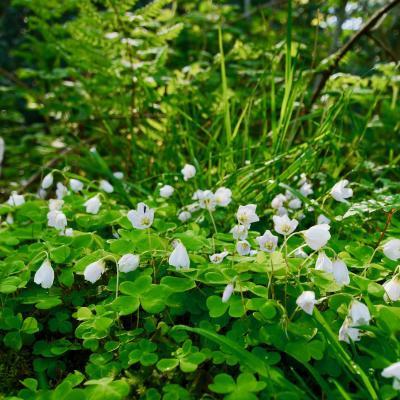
4,331,22,351
156,358,179,372
21,317,39,334
50,245,71,263
209,373,236,394
206,295,229,318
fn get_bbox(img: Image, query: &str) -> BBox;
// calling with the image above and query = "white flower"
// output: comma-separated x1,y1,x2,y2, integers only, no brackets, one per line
277,206,288,216
331,179,353,203
84,260,106,283
113,171,124,180
41,173,54,189
70,179,84,192
271,194,286,209
181,164,196,181
383,239,400,261
160,185,174,198
230,225,248,240
222,283,234,303
317,214,331,225
178,211,191,222
285,190,294,201
38,188,47,199
7,192,25,207
34,259,54,289
84,195,102,214
214,187,232,207
169,241,190,270
56,182,68,199
100,179,113,193
64,228,74,237
300,182,313,197
303,224,331,251
294,248,308,259
198,190,216,211
288,198,302,210
256,230,278,253
236,240,251,256
118,254,140,273
332,258,350,286
187,203,200,213
296,291,316,315
298,173,307,186
128,202,154,229
49,199,64,211
382,362,400,390
209,251,229,264
0,137,4,166
339,318,360,343
383,276,400,302
236,204,259,227
47,210,67,231
6,213,13,224
315,251,333,273
349,300,371,326
273,215,298,235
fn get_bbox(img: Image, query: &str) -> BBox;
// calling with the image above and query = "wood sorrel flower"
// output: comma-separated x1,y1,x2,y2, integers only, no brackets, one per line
256,230,278,253
273,215,298,235
84,195,102,214
181,164,196,181
84,260,106,283
303,224,331,251
330,179,353,203
169,241,190,270
383,239,400,261
128,202,154,229
34,259,54,289
296,291,316,315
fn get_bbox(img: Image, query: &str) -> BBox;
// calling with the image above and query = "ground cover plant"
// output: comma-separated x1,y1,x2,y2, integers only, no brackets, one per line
1,0,400,399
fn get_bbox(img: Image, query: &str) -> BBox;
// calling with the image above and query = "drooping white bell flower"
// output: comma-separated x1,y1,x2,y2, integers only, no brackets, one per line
209,251,229,264
277,206,288,216
273,215,298,236
34,259,54,289
331,179,353,203
256,230,278,253
300,182,313,197
214,187,232,207
303,224,331,251
294,248,308,259
332,258,350,286
315,251,333,273
84,260,106,283
339,318,360,343
230,224,248,240
198,190,216,211
118,254,140,273
113,171,124,180
56,182,68,199
84,195,102,214
6,213,13,224
288,198,302,210
99,179,114,193
160,185,174,198
128,202,154,229
47,210,67,231
383,276,400,302
41,173,54,189
178,211,191,222
49,199,64,211
181,164,196,181
168,241,190,270
382,362,400,391
236,204,259,227
271,194,286,209
70,179,84,192
222,283,234,303
349,300,371,326
38,188,47,199
317,214,331,225
64,228,74,237
383,239,400,261
7,192,25,207
0,137,4,167
236,240,251,256
296,291,316,315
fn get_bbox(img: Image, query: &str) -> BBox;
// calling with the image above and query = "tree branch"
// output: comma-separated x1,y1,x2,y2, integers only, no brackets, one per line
309,0,400,108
